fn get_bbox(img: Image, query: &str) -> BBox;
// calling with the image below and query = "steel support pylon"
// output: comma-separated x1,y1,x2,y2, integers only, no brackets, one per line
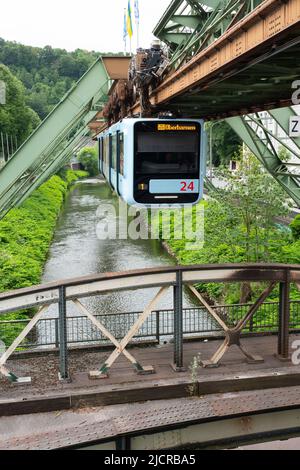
227,108,300,207
0,58,110,219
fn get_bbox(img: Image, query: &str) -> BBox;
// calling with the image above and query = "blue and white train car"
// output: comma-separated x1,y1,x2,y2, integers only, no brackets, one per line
98,118,206,207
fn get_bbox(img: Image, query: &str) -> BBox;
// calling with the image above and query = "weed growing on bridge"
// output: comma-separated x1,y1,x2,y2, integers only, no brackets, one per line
188,353,202,397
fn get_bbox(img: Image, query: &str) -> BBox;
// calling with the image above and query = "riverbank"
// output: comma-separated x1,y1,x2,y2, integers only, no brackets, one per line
0,170,87,333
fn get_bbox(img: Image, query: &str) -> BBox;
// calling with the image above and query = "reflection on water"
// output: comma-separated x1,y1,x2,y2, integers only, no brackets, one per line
42,179,198,318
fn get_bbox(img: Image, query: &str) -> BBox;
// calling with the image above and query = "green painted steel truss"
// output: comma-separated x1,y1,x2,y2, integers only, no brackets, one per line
226,107,300,207
153,0,263,69
0,58,110,219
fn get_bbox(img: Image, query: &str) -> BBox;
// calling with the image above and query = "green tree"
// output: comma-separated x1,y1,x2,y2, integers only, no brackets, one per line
290,215,300,240
162,151,293,304
207,121,242,167
78,146,98,176
0,38,123,121
0,64,40,143
212,151,290,263
0,38,102,120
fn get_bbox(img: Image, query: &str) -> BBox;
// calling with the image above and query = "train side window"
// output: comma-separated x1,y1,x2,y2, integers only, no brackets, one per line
102,137,106,164
104,136,109,165
98,138,103,170
111,134,117,170
119,133,124,175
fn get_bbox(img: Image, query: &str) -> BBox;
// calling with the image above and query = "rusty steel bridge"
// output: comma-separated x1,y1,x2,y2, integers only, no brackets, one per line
1,263,300,449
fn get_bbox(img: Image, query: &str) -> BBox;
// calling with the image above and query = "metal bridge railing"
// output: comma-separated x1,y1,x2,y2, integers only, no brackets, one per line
1,263,300,383
1,301,300,351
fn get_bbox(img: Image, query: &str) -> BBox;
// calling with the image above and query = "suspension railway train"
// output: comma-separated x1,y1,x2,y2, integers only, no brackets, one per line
98,118,206,207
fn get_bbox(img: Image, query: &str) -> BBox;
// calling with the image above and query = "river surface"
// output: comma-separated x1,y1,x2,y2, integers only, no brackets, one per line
42,179,198,319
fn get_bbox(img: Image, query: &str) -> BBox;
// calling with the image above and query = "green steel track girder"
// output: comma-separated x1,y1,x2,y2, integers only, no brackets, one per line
172,15,203,29
153,0,264,69
10,110,98,209
16,130,91,208
0,58,110,218
269,107,300,153
226,111,300,207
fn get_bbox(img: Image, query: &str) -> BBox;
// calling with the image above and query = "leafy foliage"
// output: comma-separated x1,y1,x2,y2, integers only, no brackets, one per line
206,121,242,167
160,153,300,304
0,38,121,120
78,146,99,176
0,170,87,293
0,170,87,345
290,214,300,240
0,64,40,143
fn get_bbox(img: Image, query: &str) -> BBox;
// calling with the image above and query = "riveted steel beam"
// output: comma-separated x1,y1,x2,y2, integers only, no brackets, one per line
132,0,300,120
154,0,263,69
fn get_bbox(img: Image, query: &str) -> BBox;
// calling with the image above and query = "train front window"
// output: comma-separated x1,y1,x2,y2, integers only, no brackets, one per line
135,128,199,176
134,121,201,204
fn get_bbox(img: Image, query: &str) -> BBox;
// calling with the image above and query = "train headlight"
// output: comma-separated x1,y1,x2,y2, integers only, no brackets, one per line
138,183,148,191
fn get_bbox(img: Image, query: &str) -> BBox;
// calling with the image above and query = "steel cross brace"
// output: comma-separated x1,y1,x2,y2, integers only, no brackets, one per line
0,305,49,383
188,282,277,368
73,286,169,379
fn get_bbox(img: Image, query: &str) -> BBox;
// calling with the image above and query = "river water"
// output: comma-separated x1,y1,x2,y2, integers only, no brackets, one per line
42,179,198,319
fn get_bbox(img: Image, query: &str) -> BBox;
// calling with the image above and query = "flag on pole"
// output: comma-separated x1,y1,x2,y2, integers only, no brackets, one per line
123,9,127,41
123,8,127,55
134,0,139,24
126,0,133,39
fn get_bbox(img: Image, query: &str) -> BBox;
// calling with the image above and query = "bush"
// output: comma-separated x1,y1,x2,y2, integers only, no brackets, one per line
0,170,87,346
290,215,300,240
78,147,99,176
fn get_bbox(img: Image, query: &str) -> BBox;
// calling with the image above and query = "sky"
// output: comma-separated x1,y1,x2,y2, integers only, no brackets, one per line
0,0,171,52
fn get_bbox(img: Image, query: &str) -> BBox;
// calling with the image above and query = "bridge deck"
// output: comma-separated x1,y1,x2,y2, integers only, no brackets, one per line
1,334,300,417
2,386,300,450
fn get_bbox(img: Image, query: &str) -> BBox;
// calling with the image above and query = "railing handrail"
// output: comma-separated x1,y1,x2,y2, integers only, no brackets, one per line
1,299,299,323
0,263,300,298
0,299,294,324
1,299,300,352
1,264,299,381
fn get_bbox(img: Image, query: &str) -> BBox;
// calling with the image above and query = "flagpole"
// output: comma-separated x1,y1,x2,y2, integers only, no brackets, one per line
123,7,127,56
134,0,140,49
126,0,133,55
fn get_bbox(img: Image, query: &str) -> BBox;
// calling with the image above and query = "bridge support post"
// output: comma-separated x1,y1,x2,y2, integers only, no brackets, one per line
58,286,70,381
188,283,277,368
277,272,291,361
173,270,185,372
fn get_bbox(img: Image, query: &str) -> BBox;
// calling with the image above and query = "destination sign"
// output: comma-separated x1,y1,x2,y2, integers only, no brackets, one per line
157,124,197,131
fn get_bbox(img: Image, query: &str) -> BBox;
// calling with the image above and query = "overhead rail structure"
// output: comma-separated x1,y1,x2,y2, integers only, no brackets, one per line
153,0,265,69
130,0,300,119
1,0,300,215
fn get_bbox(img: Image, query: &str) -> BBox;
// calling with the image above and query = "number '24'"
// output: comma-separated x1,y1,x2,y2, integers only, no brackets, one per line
181,181,195,192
